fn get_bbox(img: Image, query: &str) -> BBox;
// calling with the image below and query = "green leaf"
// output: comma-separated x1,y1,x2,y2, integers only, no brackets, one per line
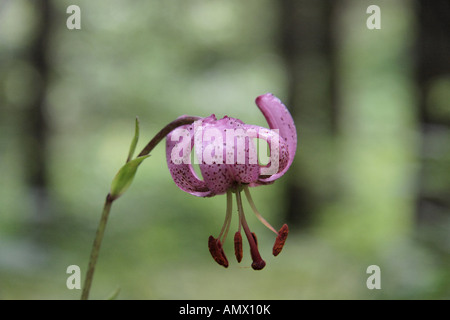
126,117,140,163
109,155,150,201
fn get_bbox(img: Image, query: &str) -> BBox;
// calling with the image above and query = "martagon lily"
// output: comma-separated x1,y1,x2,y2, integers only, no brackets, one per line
166,93,297,270
81,93,297,300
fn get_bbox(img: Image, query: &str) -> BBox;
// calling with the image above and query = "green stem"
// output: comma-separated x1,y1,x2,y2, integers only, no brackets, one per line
137,116,201,157
81,194,113,300
81,116,200,300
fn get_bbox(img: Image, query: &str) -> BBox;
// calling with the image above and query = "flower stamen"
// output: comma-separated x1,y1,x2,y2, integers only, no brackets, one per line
208,191,234,268
273,224,289,256
233,232,243,263
217,190,233,243
208,236,228,268
243,186,278,235
244,185,289,257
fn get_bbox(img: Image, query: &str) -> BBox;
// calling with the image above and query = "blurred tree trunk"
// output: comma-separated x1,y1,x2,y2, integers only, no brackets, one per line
24,0,53,237
277,0,340,227
415,0,450,251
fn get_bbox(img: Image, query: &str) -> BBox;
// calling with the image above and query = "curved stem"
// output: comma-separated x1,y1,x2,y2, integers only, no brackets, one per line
81,116,200,300
137,116,201,157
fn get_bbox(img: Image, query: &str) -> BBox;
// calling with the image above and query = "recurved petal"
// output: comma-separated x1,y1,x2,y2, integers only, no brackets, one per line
243,125,289,186
166,120,212,197
255,93,297,182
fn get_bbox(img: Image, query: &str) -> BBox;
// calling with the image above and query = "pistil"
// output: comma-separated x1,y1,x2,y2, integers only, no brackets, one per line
235,189,266,270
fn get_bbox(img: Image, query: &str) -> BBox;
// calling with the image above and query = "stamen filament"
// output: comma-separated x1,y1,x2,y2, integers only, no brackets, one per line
218,190,233,243
243,186,278,235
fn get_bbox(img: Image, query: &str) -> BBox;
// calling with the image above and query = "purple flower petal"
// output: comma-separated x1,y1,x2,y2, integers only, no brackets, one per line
243,125,289,187
166,117,212,197
166,94,297,196
255,93,297,183
196,116,260,195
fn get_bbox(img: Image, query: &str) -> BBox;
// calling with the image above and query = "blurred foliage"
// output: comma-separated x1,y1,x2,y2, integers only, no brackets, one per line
0,0,448,299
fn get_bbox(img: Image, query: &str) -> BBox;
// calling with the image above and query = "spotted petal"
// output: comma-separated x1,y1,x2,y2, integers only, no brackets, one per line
166,116,212,197
255,93,297,183
195,116,260,195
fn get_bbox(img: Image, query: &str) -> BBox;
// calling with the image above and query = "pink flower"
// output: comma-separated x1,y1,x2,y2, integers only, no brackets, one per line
166,93,297,270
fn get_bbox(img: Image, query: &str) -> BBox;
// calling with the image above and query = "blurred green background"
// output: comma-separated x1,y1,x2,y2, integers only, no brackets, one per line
0,0,449,299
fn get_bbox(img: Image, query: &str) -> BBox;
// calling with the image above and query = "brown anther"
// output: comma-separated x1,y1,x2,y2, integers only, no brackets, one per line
272,224,289,256
234,232,243,263
208,236,229,268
